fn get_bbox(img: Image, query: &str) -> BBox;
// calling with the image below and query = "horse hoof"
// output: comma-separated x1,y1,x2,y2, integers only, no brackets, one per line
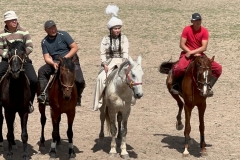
23,155,29,160
109,153,118,158
121,154,130,160
201,149,207,157
99,132,104,139
12,145,18,150
7,155,13,160
176,121,184,130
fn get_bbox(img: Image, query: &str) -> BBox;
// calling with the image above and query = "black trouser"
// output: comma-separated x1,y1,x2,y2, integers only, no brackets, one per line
0,58,38,103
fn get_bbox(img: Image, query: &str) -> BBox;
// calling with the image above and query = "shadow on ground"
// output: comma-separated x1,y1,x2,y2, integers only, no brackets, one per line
37,138,82,160
154,134,212,158
0,139,37,159
91,137,138,159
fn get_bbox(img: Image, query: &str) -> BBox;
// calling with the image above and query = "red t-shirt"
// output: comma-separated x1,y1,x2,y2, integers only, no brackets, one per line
181,25,209,51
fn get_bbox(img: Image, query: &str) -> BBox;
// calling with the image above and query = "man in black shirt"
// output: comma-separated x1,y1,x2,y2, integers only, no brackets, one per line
37,20,85,106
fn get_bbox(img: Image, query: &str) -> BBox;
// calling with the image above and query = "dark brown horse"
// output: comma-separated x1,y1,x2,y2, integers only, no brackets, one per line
38,57,77,160
159,55,214,156
0,40,31,160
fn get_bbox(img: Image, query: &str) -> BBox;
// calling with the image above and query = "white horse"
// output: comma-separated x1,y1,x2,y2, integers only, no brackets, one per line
99,56,143,159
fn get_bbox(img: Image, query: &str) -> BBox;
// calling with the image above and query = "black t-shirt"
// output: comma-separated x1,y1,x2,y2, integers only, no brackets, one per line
41,30,74,60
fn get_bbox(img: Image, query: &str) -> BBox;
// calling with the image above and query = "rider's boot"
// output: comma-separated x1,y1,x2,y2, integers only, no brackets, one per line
37,80,48,104
76,81,85,106
207,75,218,97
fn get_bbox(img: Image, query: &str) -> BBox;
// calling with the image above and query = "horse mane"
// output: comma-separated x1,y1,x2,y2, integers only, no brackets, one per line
9,41,26,52
118,60,130,74
60,58,75,72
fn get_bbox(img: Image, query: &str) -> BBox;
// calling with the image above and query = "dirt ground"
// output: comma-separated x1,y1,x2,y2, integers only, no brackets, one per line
0,0,239,159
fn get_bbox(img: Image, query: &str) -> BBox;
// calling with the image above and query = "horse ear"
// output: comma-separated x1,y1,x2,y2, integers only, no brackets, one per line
210,56,215,62
128,56,134,65
72,55,77,62
59,56,63,64
6,40,11,47
136,55,142,65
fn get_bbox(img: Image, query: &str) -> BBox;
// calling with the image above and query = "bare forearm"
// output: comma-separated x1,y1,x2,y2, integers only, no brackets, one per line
190,46,207,55
64,47,78,58
180,44,191,53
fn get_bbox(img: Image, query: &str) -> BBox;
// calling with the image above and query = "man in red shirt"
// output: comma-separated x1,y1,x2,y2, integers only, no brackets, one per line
170,13,222,97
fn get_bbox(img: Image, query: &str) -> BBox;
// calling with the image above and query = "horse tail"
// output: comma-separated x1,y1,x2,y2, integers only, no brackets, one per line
105,106,111,134
159,59,178,74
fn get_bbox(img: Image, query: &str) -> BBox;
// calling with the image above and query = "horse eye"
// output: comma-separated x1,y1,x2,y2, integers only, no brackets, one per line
132,74,135,78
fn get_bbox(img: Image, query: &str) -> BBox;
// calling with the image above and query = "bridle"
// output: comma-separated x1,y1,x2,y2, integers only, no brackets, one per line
8,49,25,74
59,66,75,91
125,65,142,88
194,63,211,92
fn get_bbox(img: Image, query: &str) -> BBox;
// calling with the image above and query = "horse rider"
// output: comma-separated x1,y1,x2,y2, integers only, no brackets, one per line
0,11,38,113
169,13,222,97
93,5,130,111
37,20,85,106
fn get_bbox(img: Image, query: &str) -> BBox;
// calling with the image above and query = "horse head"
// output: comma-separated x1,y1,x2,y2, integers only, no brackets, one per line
126,56,144,99
7,40,27,79
58,57,75,100
193,55,214,97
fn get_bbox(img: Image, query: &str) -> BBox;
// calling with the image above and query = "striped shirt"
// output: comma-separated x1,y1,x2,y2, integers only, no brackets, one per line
0,24,33,58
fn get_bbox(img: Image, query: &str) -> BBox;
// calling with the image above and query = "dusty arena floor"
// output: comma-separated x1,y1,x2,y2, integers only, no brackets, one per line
0,0,239,159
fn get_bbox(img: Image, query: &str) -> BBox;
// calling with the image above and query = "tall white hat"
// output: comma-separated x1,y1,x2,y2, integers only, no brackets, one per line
106,5,123,29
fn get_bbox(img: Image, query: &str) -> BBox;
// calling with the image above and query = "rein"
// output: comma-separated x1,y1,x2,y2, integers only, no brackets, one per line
59,66,75,91
125,65,142,88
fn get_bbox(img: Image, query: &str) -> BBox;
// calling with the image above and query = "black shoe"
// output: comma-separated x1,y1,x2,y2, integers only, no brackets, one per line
76,97,81,106
170,84,179,95
37,93,46,104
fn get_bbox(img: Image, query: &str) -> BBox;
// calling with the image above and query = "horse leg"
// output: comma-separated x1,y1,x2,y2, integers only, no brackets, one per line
0,106,4,152
19,112,29,160
120,110,130,160
56,115,61,145
183,104,193,156
171,94,184,130
39,103,46,148
166,74,184,130
108,110,118,157
198,102,207,156
49,112,61,159
99,103,105,139
66,111,76,159
117,112,122,140
5,112,16,160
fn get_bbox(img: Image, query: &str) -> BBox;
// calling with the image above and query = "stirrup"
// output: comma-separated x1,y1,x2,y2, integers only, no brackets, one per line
29,102,34,113
170,88,179,95
37,92,46,104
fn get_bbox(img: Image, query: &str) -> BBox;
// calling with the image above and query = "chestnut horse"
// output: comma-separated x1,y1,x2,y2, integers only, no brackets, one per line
0,40,31,160
38,57,77,160
159,55,214,156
